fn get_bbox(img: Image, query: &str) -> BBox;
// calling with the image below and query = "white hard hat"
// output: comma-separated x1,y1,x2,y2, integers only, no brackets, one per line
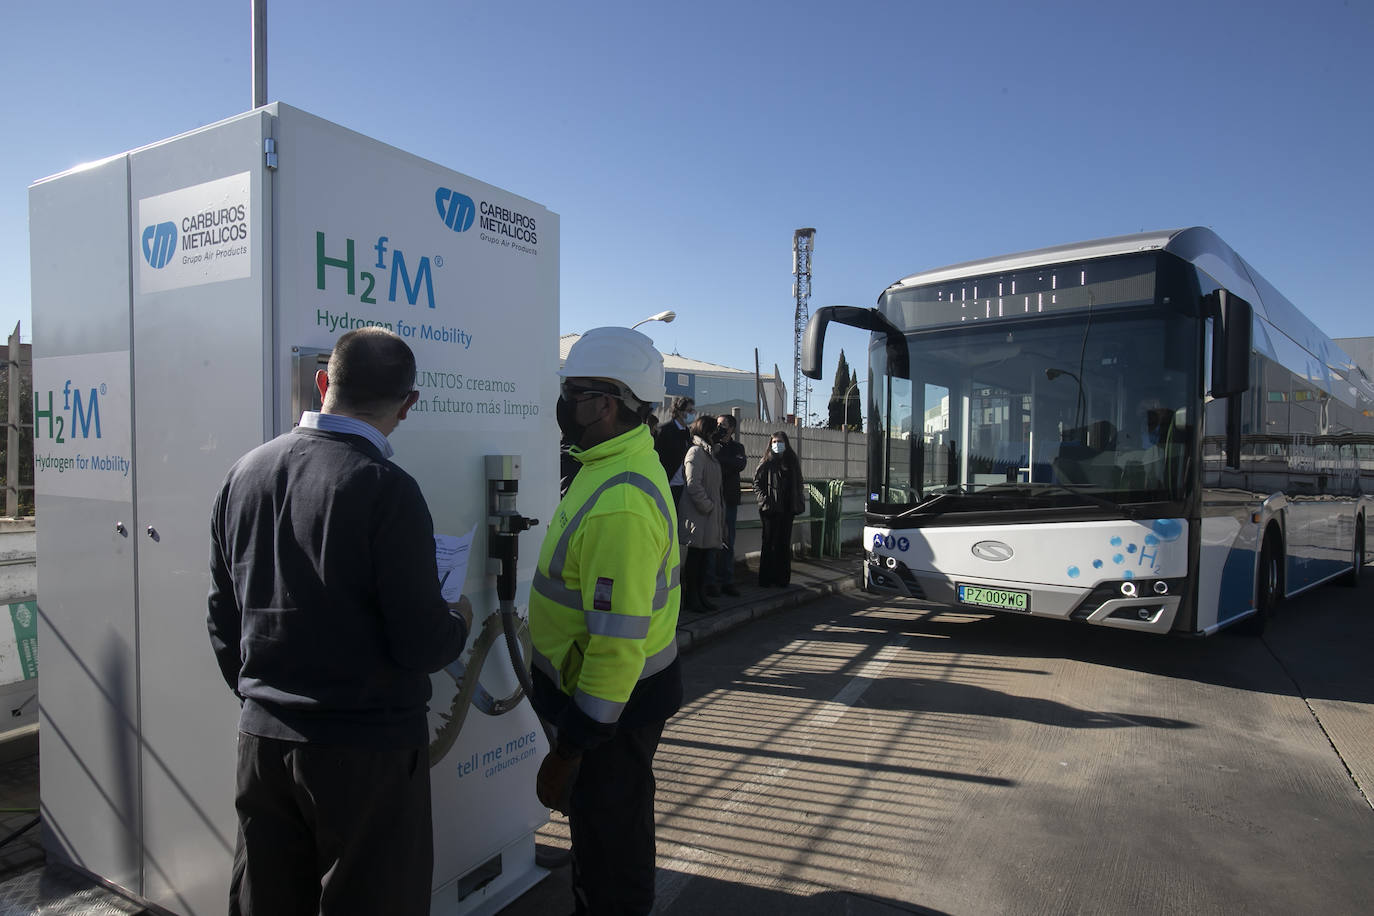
560,327,666,404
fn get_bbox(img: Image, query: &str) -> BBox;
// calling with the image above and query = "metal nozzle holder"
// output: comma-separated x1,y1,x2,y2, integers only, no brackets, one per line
485,455,539,602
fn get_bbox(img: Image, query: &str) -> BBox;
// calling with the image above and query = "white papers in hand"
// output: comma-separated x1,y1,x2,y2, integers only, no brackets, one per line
435,524,479,602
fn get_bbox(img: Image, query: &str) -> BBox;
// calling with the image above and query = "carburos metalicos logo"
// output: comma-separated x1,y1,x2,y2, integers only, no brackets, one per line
142,222,178,269
143,206,247,268
435,186,539,252
137,172,252,293
435,188,476,232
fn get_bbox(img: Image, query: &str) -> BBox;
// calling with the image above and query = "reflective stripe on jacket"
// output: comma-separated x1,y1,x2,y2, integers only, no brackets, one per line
531,424,681,730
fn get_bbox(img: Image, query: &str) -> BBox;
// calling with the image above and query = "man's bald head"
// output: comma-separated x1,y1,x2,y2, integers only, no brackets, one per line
323,327,417,417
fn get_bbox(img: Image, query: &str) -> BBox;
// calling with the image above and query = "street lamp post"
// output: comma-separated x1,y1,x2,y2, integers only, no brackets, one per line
841,377,865,481
1045,367,1084,432
631,310,676,330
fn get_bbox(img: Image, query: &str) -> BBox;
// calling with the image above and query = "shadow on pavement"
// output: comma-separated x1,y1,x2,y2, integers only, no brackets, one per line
836,570,1374,707
654,870,953,915
723,664,1193,730
504,561,1373,916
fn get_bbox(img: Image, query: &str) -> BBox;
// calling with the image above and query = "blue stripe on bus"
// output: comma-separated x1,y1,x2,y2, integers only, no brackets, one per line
1216,544,1256,622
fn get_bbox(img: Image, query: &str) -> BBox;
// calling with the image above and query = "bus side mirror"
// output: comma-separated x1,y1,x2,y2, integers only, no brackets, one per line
1210,290,1252,398
802,305,906,380
801,308,835,380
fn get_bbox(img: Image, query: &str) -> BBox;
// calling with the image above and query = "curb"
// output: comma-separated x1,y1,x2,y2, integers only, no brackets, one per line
0,724,38,765
675,566,863,654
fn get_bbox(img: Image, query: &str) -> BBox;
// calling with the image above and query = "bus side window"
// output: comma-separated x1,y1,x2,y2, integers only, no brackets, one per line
1203,317,1214,397
1202,315,1230,479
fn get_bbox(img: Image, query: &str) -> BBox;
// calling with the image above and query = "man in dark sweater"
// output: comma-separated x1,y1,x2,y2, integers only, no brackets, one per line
653,396,694,507
208,327,470,916
710,414,748,597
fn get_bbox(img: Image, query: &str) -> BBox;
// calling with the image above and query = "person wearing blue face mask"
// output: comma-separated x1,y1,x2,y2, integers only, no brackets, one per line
654,396,695,507
753,430,806,587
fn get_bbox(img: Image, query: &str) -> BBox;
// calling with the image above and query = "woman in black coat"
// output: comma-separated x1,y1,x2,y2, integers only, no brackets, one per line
753,430,805,587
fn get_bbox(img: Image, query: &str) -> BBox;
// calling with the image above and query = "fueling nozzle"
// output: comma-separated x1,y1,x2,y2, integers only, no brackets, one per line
487,455,540,602
490,510,539,602
485,456,555,748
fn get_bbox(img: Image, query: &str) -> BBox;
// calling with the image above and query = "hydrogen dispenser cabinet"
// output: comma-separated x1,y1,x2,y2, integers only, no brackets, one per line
29,104,559,915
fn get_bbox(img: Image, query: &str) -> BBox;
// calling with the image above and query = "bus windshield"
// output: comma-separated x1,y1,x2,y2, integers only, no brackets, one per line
869,305,1199,516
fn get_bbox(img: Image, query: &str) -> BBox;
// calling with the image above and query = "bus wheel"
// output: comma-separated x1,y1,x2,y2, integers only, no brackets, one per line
1237,532,1280,637
1341,518,1365,588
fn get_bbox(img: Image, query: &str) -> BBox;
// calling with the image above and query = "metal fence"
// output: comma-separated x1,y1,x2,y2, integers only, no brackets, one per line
736,418,866,484
2,325,33,518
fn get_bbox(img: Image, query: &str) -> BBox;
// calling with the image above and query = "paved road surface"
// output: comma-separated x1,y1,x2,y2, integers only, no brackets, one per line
508,572,1374,915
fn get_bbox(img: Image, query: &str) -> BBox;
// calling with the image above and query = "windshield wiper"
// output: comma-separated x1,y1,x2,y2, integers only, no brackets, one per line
984,482,1139,518
887,487,968,519
880,482,1138,520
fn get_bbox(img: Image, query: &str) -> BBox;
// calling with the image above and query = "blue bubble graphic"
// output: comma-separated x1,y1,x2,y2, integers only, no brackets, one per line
1127,544,1137,554
1144,534,1159,546
1092,559,1103,569
1113,554,1124,564
1123,570,1134,580
1110,536,1123,546
1067,566,1080,578
1151,518,1184,542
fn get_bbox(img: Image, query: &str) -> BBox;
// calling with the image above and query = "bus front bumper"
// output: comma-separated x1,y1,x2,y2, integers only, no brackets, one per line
865,553,1181,634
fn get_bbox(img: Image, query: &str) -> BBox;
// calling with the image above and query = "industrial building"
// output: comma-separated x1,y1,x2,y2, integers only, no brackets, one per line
559,334,789,421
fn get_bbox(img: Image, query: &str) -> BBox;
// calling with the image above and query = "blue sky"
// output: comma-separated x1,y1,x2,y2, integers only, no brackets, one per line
3,1,1371,423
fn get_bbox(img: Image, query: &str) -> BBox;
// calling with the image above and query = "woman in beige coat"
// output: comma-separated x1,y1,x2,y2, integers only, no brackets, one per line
679,415,726,613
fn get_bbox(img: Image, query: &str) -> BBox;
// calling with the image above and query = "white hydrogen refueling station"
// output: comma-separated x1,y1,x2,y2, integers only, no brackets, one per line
28,102,560,915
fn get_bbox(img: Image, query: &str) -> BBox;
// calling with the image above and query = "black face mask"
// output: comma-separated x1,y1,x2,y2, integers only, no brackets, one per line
556,396,587,445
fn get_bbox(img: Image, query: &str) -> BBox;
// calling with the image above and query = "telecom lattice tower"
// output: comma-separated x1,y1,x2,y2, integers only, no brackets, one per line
792,228,815,422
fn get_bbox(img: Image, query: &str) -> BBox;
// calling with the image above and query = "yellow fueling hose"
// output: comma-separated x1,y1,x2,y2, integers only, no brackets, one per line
428,610,532,767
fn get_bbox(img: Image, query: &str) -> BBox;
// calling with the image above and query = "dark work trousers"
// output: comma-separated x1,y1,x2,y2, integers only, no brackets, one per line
682,545,711,611
757,512,795,587
230,732,432,916
710,502,739,586
568,720,666,916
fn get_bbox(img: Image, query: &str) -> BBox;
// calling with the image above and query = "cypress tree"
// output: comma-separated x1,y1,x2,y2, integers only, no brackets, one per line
827,350,851,429
846,367,862,430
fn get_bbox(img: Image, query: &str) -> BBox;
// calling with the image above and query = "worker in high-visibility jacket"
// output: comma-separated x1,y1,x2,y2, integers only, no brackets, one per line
531,326,683,916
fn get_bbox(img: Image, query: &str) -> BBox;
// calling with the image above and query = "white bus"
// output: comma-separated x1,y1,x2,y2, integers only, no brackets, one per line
803,228,1373,635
